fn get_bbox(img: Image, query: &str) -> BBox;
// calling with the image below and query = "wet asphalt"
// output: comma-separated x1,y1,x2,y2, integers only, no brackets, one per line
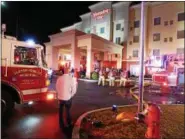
2,79,136,139
1,78,184,139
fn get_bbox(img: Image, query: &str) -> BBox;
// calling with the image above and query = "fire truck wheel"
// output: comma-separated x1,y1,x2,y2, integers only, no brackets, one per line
1,90,15,116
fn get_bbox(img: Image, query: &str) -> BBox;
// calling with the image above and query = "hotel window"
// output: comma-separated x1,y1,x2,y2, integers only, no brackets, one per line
116,37,121,44
177,48,184,54
177,30,184,39
130,27,133,31
153,33,160,41
170,20,173,25
169,37,173,42
133,36,139,43
116,24,121,30
87,30,91,34
178,12,185,21
133,50,139,57
121,28,124,31
153,49,160,56
164,38,168,42
134,20,140,28
154,17,161,25
100,27,105,34
129,41,132,45
164,21,168,26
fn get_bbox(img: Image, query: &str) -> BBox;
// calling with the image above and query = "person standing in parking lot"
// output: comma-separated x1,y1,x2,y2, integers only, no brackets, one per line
56,68,78,133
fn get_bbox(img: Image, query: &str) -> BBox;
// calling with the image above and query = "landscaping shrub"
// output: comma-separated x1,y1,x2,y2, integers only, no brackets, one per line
79,71,86,79
91,72,99,80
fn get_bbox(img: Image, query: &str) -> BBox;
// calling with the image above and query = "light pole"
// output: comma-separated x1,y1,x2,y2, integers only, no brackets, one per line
138,1,145,112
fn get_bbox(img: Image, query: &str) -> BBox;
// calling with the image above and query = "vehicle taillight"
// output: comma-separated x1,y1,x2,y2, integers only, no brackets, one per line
47,93,54,100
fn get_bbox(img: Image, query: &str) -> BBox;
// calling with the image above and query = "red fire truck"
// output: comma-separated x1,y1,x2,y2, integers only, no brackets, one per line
145,54,184,91
1,35,55,116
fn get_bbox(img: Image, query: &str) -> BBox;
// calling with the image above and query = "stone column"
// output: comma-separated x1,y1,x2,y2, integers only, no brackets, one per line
117,52,122,69
99,52,104,68
52,47,59,70
71,39,81,70
86,47,94,79
46,45,52,69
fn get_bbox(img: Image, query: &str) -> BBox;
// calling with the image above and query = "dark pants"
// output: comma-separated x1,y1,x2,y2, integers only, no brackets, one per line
59,99,72,129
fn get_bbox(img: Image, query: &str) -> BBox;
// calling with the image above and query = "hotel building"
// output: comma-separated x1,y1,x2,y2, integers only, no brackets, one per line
45,1,184,77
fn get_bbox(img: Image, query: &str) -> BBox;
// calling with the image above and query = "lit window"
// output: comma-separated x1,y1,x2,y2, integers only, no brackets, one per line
177,30,184,39
154,17,161,25
178,12,184,21
100,27,105,34
116,37,121,44
116,24,121,30
133,50,139,57
153,49,160,56
133,36,139,43
177,48,184,54
134,20,140,28
153,33,160,41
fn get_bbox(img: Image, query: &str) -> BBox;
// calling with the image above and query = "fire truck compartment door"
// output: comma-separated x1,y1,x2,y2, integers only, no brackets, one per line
153,74,167,83
168,75,177,86
178,73,184,85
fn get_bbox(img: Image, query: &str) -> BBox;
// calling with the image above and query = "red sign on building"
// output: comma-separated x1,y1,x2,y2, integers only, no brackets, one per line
92,9,110,20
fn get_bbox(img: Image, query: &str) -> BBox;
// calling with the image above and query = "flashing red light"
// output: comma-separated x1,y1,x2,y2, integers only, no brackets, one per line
47,93,54,100
15,56,19,62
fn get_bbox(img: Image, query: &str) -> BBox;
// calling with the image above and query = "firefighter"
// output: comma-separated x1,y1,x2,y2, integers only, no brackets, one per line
98,69,105,86
120,70,127,87
108,70,115,87
141,102,161,139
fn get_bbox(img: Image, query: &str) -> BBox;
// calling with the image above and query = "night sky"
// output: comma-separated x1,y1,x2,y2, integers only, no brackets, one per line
1,1,139,45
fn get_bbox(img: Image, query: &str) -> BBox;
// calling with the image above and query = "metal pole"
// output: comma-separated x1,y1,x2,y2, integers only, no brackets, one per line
138,1,145,112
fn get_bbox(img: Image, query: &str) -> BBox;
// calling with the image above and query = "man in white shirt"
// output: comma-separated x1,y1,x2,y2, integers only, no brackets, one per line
56,68,78,131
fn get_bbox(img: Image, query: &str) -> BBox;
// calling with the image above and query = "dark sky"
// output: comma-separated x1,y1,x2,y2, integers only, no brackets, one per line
1,1,139,45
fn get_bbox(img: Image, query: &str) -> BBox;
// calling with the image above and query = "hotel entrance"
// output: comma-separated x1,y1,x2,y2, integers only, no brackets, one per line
45,29,123,78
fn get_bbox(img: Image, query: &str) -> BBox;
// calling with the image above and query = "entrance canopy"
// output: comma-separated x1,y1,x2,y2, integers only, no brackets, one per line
45,29,123,78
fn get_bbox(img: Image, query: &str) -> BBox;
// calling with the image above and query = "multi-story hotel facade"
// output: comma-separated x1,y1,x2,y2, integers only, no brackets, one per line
124,2,184,76
45,1,184,77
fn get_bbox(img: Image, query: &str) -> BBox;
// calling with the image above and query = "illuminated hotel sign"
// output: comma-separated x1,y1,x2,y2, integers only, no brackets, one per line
92,9,110,20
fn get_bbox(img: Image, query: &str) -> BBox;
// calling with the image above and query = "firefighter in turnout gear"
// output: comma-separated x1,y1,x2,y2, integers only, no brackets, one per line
98,69,105,86
119,70,127,87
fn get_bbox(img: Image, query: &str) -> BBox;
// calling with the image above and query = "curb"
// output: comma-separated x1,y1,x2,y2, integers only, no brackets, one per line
78,79,98,83
72,104,138,139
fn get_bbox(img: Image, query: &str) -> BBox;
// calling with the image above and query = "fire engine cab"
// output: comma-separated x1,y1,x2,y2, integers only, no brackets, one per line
1,35,55,116
146,54,184,88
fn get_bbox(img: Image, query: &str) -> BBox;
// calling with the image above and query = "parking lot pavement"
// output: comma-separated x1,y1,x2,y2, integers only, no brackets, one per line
2,80,136,139
133,86,185,104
